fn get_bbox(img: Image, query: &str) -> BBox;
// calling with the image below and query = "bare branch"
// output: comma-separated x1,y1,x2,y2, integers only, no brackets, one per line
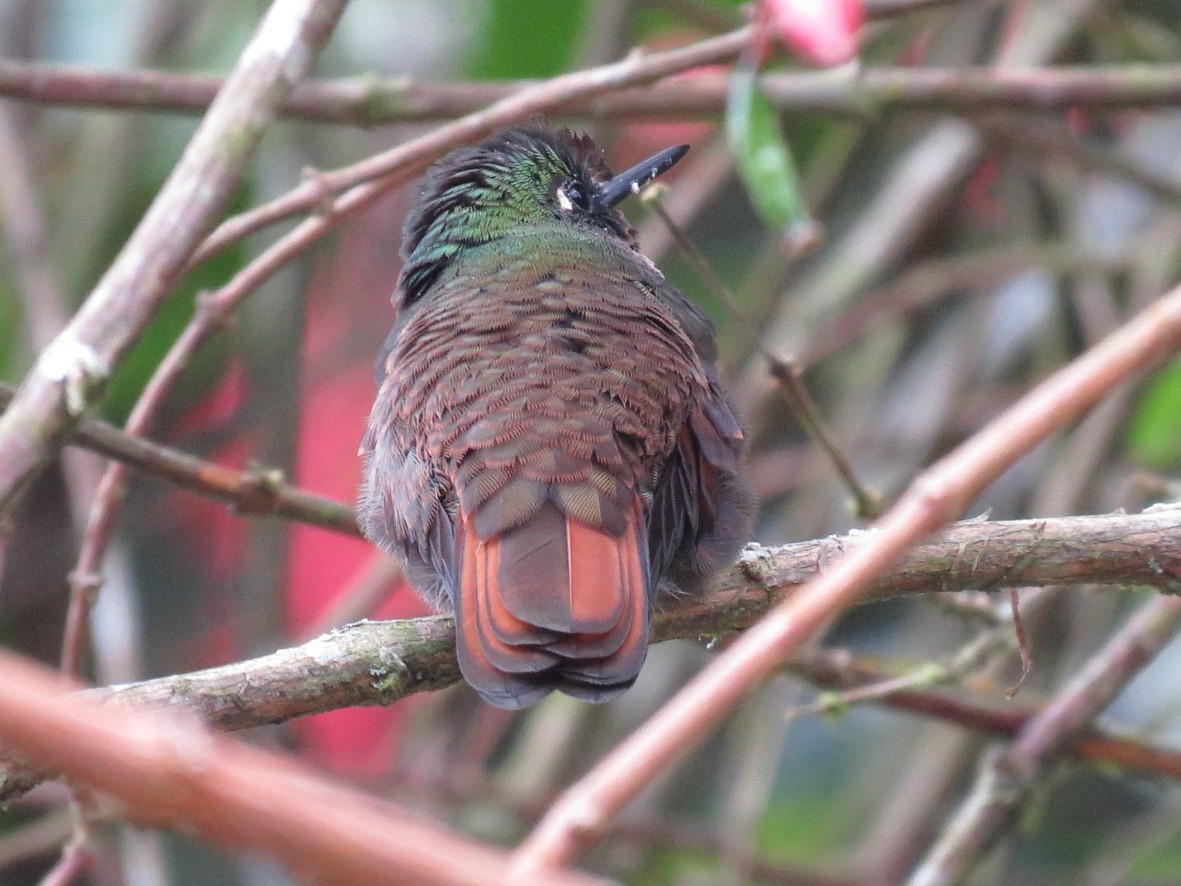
0,0,348,513
1,507,1178,802
789,645,1181,782
0,383,359,536
0,649,605,886
189,26,755,266
4,64,1181,126
907,595,1181,886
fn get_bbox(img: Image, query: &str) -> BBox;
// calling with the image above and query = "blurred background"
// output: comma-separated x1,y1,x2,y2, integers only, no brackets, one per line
2,0,1181,883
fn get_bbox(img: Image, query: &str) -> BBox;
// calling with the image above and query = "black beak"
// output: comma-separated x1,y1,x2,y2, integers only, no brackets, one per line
596,144,690,208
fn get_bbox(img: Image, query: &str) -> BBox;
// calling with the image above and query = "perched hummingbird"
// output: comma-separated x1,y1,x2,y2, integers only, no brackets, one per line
359,126,754,709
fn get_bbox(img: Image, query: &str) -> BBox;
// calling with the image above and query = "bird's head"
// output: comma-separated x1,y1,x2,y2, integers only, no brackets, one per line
397,125,688,305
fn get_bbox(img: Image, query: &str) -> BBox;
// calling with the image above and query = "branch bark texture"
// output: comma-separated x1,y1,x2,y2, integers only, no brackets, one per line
1,507,1177,803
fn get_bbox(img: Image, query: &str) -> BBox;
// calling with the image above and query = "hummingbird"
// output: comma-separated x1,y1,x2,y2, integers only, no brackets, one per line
359,125,754,709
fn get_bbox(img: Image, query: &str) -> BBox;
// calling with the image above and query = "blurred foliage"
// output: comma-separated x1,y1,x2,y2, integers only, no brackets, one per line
725,54,814,249
100,217,248,422
0,281,18,379
756,785,857,863
1129,360,1181,470
1131,835,1181,883
468,0,588,78
633,846,722,884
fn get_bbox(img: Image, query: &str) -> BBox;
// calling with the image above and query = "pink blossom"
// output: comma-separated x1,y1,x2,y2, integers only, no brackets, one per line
763,0,864,67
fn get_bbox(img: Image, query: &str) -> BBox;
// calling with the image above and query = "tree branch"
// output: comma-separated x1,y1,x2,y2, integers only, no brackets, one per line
0,649,605,886
4,64,1181,125
186,25,755,267
0,0,347,513
1,507,1178,802
0,382,360,536
511,272,1181,874
906,594,1181,886
788,645,1181,782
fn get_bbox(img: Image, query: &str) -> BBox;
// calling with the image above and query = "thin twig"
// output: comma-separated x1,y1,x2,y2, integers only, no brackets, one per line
766,357,885,519
0,383,358,536
907,594,1181,886
189,26,756,267
789,645,1181,781
35,812,93,886
1004,586,1031,696
644,190,760,326
0,0,348,514
646,192,882,517
785,628,1011,723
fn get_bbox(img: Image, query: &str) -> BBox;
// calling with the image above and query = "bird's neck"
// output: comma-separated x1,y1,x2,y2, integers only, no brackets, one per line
401,220,630,307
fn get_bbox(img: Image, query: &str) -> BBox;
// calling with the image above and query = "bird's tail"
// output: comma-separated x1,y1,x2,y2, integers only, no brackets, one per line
453,497,649,709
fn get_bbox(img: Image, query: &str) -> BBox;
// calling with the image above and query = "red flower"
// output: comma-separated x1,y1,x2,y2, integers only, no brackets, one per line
763,0,864,67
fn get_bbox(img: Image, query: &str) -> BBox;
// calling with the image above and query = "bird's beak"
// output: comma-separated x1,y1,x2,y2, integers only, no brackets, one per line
596,144,690,208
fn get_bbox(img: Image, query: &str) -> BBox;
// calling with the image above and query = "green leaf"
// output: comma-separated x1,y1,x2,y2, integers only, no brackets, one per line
1128,359,1181,469
1128,831,1181,880
0,284,19,381
725,58,818,252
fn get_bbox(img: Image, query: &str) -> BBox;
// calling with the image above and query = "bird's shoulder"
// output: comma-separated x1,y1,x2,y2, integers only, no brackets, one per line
391,229,673,333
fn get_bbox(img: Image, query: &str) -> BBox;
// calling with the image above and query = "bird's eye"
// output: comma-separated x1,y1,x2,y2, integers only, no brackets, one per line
555,180,587,213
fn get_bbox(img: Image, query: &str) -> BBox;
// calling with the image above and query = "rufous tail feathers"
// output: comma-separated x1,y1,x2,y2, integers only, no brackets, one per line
454,499,649,709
